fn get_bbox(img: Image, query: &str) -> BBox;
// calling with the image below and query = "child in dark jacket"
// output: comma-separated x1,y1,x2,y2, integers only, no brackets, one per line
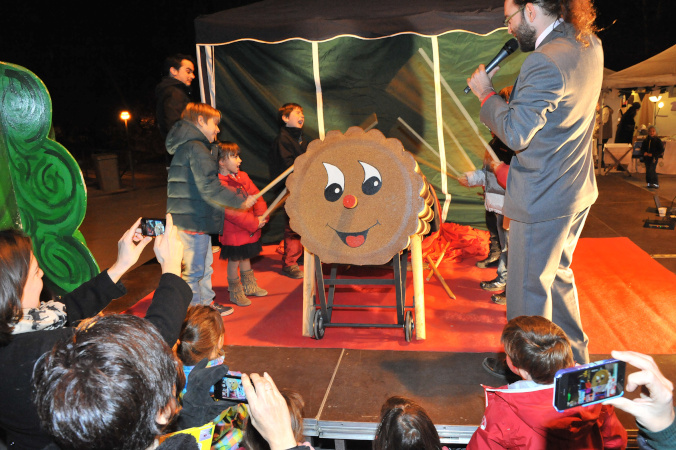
641,125,665,189
269,103,308,279
467,316,627,450
217,142,268,307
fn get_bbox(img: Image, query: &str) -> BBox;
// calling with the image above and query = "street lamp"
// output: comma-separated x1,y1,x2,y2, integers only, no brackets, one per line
119,111,134,188
120,111,130,131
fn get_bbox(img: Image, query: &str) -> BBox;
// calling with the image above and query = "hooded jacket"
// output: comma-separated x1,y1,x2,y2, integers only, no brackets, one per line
467,382,627,450
166,120,245,234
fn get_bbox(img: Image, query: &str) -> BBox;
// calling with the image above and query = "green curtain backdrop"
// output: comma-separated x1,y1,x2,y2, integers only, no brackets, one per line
211,30,526,243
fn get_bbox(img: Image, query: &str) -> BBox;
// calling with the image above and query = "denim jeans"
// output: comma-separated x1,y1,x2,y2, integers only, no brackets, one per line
178,231,215,305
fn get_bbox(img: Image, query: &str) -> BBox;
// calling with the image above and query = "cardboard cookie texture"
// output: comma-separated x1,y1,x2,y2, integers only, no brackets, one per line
285,126,429,265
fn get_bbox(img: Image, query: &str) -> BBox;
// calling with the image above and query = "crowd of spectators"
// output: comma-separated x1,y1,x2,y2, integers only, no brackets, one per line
0,215,673,449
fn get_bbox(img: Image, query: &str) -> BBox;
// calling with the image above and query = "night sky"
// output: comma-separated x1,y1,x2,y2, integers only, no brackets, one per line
1,0,674,145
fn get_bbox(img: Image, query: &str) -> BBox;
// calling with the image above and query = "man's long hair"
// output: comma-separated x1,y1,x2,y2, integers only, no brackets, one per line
516,0,598,44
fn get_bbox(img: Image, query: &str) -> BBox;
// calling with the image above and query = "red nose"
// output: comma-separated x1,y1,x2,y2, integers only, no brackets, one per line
343,195,358,209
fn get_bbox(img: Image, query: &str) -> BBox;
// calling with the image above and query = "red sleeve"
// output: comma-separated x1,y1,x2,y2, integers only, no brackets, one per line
599,405,628,449
494,163,509,189
240,172,268,217
220,174,260,233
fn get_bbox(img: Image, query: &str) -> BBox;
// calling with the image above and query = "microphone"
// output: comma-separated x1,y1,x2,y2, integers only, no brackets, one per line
464,38,519,94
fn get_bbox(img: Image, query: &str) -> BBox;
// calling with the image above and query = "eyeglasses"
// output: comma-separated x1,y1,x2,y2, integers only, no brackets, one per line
504,6,525,27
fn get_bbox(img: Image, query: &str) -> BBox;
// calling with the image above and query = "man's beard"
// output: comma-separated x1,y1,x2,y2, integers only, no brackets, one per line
515,20,537,52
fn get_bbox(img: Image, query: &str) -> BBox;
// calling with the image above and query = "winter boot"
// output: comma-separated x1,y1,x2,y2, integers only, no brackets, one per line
228,277,251,306
241,269,268,297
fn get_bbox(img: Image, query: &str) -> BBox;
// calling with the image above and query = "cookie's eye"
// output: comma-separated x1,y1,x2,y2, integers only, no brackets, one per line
323,163,344,202
359,161,382,195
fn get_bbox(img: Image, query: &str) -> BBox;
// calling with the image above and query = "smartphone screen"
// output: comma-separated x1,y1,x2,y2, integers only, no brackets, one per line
140,218,166,237
553,358,626,412
213,372,247,402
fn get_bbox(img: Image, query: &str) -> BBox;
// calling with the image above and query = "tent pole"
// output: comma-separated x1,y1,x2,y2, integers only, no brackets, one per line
431,36,452,222
312,42,326,140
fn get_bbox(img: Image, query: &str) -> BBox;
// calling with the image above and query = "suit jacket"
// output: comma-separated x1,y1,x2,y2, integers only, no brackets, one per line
480,22,603,223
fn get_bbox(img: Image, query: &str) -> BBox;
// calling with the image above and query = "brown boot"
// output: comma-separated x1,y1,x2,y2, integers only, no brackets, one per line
228,277,251,306
241,269,268,297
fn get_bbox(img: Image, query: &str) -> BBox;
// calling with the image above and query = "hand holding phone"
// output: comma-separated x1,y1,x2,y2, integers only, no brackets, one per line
553,359,626,412
153,214,182,276
603,350,675,433
107,218,153,283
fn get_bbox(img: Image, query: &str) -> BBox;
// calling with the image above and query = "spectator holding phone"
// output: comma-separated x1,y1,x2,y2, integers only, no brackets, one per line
604,350,676,449
0,214,191,448
467,316,627,449
33,314,198,450
242,372,313,450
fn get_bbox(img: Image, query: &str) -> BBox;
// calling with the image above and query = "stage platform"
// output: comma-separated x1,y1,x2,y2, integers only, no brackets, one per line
226,345,676,448
77,167,676,449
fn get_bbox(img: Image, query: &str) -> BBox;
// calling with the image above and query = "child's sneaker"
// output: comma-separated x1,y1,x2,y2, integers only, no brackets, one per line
210,302,234,316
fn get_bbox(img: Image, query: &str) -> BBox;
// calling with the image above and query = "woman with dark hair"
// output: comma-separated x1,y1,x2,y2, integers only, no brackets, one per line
615,102,641,144
373,396,447,450
0,215,192,449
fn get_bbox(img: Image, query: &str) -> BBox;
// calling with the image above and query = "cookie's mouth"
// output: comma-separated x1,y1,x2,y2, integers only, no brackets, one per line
327,221,380,248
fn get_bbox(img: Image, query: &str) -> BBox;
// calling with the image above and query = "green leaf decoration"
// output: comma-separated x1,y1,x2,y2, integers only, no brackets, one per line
0,62,99,296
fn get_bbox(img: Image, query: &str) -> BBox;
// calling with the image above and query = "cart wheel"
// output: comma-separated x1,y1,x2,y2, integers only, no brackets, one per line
313,309,325,340
404,310,415,342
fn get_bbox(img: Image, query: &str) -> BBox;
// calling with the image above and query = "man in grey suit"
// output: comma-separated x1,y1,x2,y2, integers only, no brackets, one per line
468,0,603,367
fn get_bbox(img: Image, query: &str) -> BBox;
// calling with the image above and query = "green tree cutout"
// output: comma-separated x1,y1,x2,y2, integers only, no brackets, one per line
0,62,99,295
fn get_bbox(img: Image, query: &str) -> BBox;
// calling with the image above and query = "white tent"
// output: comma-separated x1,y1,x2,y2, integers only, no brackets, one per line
603,44,676,90
601,44,676,174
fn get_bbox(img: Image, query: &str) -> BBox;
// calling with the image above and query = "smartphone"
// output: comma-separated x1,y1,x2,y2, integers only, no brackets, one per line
553,358,626,412
140,218,166,237
213,372,247,402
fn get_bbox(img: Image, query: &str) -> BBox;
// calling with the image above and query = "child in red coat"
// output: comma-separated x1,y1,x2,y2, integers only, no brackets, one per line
217,142,268,307
468,316,627,450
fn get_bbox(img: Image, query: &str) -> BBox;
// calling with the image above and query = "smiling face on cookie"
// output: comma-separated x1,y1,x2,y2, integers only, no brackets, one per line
285,127,426,265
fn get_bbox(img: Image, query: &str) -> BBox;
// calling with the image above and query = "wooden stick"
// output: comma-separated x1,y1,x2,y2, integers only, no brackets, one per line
302,250,315,337
412,154,458,180
425,254,456,300
426,242,450,281
254,165,294,200
360,113,378,132
250,188,289,237
410,234,426,340
260,188,288,221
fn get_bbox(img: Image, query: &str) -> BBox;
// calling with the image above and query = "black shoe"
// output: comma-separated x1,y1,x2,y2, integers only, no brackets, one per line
476,252,501,269
491,293,506,305
480,279,506,292
482,357,508,379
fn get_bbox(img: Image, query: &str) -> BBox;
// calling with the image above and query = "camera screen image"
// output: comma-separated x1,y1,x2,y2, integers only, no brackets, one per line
141,219,166,237
558,361,623,409
214,372,247,402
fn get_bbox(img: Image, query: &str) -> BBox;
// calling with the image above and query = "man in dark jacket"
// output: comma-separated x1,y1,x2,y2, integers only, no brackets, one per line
167,103,255,314
156,54,196,165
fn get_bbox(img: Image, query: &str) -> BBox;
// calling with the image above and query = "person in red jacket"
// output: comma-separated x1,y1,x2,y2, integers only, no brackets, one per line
467,316,627,450
217,142,268,307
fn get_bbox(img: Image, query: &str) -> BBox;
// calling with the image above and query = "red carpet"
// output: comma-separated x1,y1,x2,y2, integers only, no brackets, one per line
125,235,676,355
